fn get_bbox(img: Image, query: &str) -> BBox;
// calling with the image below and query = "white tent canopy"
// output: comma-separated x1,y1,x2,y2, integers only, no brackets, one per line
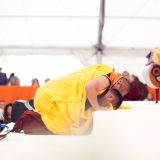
0,0,160,48
0,0,159,85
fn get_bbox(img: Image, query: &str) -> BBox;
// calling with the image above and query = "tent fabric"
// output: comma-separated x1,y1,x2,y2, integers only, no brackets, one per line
0,0,160,48
0,0,159,85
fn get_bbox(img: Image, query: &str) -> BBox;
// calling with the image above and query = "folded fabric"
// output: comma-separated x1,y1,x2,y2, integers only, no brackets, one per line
12,111,52,135
119,105,132,109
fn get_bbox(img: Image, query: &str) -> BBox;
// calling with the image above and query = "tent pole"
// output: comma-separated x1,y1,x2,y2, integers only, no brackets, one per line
155,88,159,104
95,0,105,64
96,51,102,64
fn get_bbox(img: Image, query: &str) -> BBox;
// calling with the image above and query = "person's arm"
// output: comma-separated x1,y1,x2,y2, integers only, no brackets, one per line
85,76,110,110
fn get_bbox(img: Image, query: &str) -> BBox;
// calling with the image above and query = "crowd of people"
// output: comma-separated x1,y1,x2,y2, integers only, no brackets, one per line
0,48,159,135
0,68,50,87
122,71,158,101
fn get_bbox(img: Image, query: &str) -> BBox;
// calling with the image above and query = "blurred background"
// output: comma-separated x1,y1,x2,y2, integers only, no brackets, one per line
0,0,159,85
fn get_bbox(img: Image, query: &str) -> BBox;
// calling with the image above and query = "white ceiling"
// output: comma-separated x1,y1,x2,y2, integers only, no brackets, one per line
0,0,160,48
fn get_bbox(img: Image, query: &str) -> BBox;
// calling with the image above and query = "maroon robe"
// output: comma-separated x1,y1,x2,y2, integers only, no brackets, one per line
12,111,52,135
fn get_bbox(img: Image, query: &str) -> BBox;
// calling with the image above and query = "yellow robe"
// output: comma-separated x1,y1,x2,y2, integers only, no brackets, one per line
34,65,119,135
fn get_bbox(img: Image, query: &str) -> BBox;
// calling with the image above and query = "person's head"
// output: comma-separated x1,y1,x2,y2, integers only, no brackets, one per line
45,78,50,83
104,88,123,110
31,78,40,87
122,71,130,80
129,74,140,84
10,76,20,86
0,100,6,109
98,88,123,110
3,103,13,123
9,73,15,79
3,100,33,123
112,77,130,97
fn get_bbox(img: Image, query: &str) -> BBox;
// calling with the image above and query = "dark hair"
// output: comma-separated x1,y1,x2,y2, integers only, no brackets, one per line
111,88,123,110
120,77,131,96
3,103,12,123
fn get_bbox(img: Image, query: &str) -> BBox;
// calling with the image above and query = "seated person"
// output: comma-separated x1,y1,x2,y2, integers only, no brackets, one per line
31,78,40,87
3,99,34,123
124,74,148,101
8,75,20,86
0,67,7,85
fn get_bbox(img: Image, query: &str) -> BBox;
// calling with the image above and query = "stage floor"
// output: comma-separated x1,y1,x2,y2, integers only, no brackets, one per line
0,101,160,160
